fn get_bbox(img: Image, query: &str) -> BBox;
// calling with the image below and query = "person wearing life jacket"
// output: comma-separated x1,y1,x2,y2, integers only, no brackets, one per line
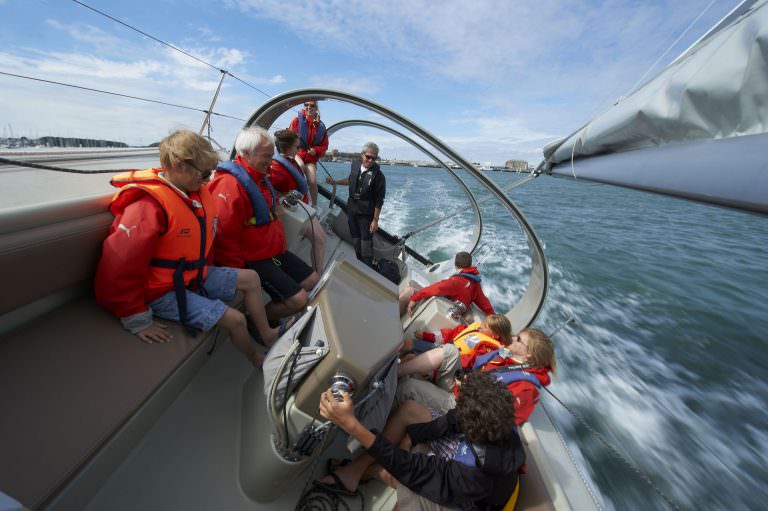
269,129,326,272
94,130,281,367
397,326,556,427
325,142,386,267
209,126,320,322
288,100,328,208
398,314,512,390
468,328,556,425
317,371,525,511
400,251,495,317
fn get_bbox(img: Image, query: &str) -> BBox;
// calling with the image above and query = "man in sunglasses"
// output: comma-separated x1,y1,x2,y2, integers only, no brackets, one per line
326,142,386,266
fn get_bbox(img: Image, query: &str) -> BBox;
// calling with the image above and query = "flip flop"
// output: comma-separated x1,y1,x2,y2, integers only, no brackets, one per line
313,472,359,498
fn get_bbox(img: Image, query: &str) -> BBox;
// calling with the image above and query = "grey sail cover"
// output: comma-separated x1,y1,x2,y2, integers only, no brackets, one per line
543,0,768,213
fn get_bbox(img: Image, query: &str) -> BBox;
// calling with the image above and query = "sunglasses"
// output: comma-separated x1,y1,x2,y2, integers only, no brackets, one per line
362,153,378,160
187,161,213,180
304,103,317,108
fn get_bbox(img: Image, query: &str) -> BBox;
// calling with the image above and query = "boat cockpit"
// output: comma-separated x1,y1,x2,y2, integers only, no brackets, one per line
0,89,602,511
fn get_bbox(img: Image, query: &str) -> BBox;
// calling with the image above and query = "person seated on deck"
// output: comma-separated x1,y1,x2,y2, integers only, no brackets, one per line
269,129,326,273
399,251,495,317
94,130,281,367
316,371,525,511
400,325,557,426
288,99,328,208
209,126,320,323
401,313,511,359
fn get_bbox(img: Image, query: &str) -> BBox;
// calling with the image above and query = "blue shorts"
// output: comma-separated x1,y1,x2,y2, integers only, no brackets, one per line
149,266,238,332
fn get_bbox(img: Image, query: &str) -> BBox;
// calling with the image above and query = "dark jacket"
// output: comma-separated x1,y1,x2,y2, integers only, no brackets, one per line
347,159,385,217
366,409,525,510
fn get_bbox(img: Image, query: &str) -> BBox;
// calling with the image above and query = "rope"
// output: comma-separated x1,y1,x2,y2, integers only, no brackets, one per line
295,482,364,511
543,386,682,510
0,71,246,121
70,0,275,100
0,155,139,174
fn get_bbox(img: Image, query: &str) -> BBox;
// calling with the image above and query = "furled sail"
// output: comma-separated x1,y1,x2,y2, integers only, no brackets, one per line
542,0,768,213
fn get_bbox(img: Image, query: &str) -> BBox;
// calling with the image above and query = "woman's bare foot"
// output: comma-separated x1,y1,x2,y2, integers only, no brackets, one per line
318,462,361,493
363,463,398,488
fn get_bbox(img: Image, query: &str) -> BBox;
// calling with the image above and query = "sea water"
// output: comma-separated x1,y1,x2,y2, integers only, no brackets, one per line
321,162,768,511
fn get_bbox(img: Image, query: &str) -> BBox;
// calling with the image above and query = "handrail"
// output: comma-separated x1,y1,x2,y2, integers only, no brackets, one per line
325,119,482,256
238,88,548,330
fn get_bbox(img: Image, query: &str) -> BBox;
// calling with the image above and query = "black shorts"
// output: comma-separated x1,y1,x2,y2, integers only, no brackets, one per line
246,251,314,302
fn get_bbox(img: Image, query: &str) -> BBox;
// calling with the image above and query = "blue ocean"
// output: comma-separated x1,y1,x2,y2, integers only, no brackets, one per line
321,162,768,511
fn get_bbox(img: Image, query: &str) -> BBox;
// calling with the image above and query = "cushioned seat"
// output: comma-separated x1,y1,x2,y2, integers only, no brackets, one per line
0,295,215,509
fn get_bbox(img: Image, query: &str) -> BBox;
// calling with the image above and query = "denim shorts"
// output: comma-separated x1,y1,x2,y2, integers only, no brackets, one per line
149,266,238,332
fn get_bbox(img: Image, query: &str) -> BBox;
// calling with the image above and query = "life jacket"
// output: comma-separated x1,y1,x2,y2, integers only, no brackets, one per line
272,153,309,197
297,110,327,149
452,322,503,357
216,160,277,226
472,350,543,388
109,168,215,333
452,436,485,468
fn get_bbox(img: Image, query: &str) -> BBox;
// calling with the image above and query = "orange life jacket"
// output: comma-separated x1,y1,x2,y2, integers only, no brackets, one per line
110,169,216,331
452,322,503,357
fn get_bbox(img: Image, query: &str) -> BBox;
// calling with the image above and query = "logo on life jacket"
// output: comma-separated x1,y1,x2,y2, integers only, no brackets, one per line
178,228,192,237
462,334,481,350
118,223,136,238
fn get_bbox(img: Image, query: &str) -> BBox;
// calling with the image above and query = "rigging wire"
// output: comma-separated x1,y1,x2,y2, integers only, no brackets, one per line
622,0,719,100
70,0,274,100
0,71,246,122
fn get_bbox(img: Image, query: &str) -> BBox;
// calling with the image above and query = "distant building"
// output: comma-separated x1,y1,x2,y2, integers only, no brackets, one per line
505,159,528,172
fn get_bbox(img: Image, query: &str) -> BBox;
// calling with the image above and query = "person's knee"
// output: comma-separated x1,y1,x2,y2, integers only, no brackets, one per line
303,271,320,290
284,289,309,311
399,400,431,422
237,269,262,291
218,307,247,331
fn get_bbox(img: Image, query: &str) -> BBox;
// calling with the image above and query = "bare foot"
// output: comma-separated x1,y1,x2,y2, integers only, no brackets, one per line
370,464,398,488
318,464,360,493
263,314,300,347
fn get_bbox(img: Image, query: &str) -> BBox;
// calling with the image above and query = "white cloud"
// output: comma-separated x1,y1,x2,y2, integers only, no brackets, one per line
46,19,122,49
309,74,380,95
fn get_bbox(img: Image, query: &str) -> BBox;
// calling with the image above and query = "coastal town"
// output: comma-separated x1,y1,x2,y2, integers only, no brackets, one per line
1,137,532,172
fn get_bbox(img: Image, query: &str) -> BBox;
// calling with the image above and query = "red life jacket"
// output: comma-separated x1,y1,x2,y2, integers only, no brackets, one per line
110,169,216,332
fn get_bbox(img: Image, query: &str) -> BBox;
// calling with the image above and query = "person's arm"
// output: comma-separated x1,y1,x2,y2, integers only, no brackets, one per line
474,286,496,315
410,277,458,304
209,175,247,268
320,392,486,506
268,161,291,194
369,206,381,233
94,194,172,342
326,176,349,185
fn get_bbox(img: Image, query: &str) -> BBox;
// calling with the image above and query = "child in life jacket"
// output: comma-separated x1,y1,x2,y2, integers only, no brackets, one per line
399,317,556,425
398,314,513,390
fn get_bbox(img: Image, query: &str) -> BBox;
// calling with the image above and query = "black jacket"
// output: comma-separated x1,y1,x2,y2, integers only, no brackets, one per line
366,409,525,510
347,159,385,217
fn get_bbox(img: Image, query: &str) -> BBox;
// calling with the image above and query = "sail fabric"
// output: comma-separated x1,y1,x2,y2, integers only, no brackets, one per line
544,0,768,163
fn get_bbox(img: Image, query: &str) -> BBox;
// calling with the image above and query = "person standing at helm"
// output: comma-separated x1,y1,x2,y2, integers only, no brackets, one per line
288,100,328,208
269,129,326,273
325,142,386,267
94,130,280,367
209,127,320,324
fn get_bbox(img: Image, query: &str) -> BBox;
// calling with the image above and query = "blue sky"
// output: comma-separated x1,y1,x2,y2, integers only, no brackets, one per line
0,0,739,164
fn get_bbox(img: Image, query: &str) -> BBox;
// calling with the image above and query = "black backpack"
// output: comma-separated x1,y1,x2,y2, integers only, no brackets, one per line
374,259,401,285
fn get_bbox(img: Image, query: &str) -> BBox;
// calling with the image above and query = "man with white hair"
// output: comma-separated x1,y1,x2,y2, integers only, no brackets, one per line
326,142,386,266
209,127,319,330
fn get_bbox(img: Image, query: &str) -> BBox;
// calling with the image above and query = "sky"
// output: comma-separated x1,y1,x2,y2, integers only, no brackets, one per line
0,0,741,165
